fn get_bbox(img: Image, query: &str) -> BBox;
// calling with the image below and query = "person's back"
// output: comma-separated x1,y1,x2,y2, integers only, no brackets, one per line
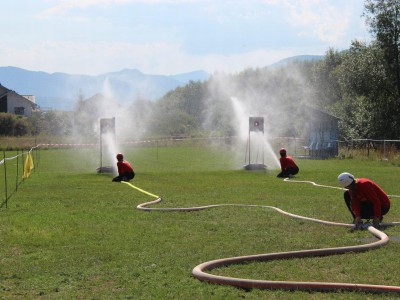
280,155,298,170
112,153,135,182
277,148,299,178
338,172,391,227
117,160,134,175
349,178,390,212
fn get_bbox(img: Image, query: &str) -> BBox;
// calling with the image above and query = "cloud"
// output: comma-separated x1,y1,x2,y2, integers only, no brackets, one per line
38,0,202,18
5,0,367,75
283,0,352,43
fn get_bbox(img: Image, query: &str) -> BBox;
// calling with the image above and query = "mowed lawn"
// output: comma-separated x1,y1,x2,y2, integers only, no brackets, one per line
1,144,400,299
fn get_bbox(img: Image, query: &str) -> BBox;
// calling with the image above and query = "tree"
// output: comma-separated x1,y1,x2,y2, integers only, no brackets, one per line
363,0,400,137
333,41,397,138
335,41,386,99
148,81,207,136
364,0,400,98
311,48,343,107
332,95,376,139
0,113,32,136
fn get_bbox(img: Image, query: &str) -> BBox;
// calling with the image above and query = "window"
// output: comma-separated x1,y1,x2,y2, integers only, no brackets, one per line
14,107,25,115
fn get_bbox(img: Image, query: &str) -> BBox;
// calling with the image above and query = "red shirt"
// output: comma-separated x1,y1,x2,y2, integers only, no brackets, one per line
117,160,134,175
348,178,390,218
279,155,298,171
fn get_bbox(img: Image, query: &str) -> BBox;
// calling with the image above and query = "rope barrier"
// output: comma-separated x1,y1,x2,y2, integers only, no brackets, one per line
0,146,38,166
122,178,400,294
1,146,39,208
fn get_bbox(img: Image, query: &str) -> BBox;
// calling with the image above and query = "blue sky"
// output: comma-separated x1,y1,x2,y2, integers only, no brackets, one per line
1,0,370,76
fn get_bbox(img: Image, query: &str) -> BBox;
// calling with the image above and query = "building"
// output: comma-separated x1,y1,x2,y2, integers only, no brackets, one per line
0,84,38,117
302,106,340,158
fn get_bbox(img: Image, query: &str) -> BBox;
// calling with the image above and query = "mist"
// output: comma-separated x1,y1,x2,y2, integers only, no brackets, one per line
66,61,315,173
71,77,154,173
203,64,315,169
230,97,280,169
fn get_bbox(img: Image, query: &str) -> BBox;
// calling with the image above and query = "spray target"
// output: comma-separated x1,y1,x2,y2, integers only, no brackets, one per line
249,117,264,133
100,118,116,135
244,117,267,170
97,117,116,173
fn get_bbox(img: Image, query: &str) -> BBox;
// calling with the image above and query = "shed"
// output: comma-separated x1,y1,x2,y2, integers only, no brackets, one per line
302,106,339,158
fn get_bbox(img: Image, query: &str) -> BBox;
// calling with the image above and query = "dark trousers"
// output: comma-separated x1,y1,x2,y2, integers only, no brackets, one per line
112,172,135,182
344,191,389,220
277,167,299,178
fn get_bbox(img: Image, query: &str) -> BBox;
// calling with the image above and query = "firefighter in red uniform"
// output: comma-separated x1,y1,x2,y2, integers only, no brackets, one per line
277,148,299,178
112,153,135,182
338,172,391,228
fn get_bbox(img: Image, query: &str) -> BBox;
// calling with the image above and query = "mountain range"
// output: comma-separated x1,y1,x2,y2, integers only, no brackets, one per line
0,55,322,111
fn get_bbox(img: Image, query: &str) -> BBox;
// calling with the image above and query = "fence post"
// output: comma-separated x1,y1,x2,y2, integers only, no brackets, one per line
21,150,25,181
36,146,40,169
383,140,387,160
16,149,19,191
3,150,8,208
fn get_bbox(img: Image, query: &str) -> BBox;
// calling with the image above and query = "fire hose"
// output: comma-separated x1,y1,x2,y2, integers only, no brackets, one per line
122,179,400,293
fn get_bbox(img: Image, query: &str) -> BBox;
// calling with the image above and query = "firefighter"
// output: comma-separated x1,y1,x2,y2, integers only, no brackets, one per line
338,172,390,227
112,153,135,182
277,148,299,178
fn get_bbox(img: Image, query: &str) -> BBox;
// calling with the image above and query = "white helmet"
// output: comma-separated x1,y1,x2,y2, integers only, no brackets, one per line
338,172,355,188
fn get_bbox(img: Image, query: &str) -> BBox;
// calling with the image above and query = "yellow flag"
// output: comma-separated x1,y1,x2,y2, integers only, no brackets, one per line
23,153,34,178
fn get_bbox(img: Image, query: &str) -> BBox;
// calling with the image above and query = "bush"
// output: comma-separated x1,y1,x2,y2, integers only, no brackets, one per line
0,113,32,136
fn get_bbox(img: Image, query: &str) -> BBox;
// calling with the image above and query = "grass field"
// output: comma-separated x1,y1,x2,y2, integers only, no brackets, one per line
1,142,400,299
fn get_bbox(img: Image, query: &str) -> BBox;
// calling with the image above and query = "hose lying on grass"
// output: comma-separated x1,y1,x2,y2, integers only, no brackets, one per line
122,180,400,294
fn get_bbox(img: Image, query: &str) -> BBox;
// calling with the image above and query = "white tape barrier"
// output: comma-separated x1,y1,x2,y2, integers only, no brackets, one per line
0,146,38,166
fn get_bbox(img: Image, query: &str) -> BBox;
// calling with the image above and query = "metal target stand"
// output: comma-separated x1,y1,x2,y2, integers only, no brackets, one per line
97,117,116,173
243,117,267,170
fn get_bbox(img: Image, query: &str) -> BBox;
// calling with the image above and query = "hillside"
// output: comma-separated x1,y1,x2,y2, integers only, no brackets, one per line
0,55,322,111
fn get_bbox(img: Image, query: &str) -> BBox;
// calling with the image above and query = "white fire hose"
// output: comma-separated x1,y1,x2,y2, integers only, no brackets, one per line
122,178,400,294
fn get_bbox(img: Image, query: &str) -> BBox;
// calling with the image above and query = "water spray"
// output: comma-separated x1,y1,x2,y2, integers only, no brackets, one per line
230,97,279,170
244,117,267,170
97,117,116,173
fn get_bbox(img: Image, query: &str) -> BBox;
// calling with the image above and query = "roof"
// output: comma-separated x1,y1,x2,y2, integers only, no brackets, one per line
304,105,340,120
0,83,37,108
0,83,13,97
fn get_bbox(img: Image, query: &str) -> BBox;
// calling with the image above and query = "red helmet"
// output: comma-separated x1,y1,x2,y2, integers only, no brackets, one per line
116,153,123,160
279,148,287,155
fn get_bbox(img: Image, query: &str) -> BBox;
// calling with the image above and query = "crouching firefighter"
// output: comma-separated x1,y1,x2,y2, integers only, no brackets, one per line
337,172,390,228
112,153,135,182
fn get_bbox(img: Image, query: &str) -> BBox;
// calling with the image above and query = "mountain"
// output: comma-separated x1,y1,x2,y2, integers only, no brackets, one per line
268,55,324,68
0,55,322,111
0,67,210,111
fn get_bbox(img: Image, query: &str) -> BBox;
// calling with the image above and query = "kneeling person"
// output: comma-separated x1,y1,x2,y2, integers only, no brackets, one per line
112,153,135,182
337,172,390,227
277,148,299,178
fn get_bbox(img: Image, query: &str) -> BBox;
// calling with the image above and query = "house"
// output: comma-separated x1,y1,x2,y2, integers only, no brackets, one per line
0,84,38,117
302,106,340,158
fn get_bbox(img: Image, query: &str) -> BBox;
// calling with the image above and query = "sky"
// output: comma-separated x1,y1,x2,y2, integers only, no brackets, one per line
0,0,371,76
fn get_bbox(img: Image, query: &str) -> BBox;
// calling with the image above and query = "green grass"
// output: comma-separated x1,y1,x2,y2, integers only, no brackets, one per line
1,144,400,299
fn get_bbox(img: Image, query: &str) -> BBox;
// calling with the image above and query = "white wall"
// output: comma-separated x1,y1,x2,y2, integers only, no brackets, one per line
6,92,34,117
